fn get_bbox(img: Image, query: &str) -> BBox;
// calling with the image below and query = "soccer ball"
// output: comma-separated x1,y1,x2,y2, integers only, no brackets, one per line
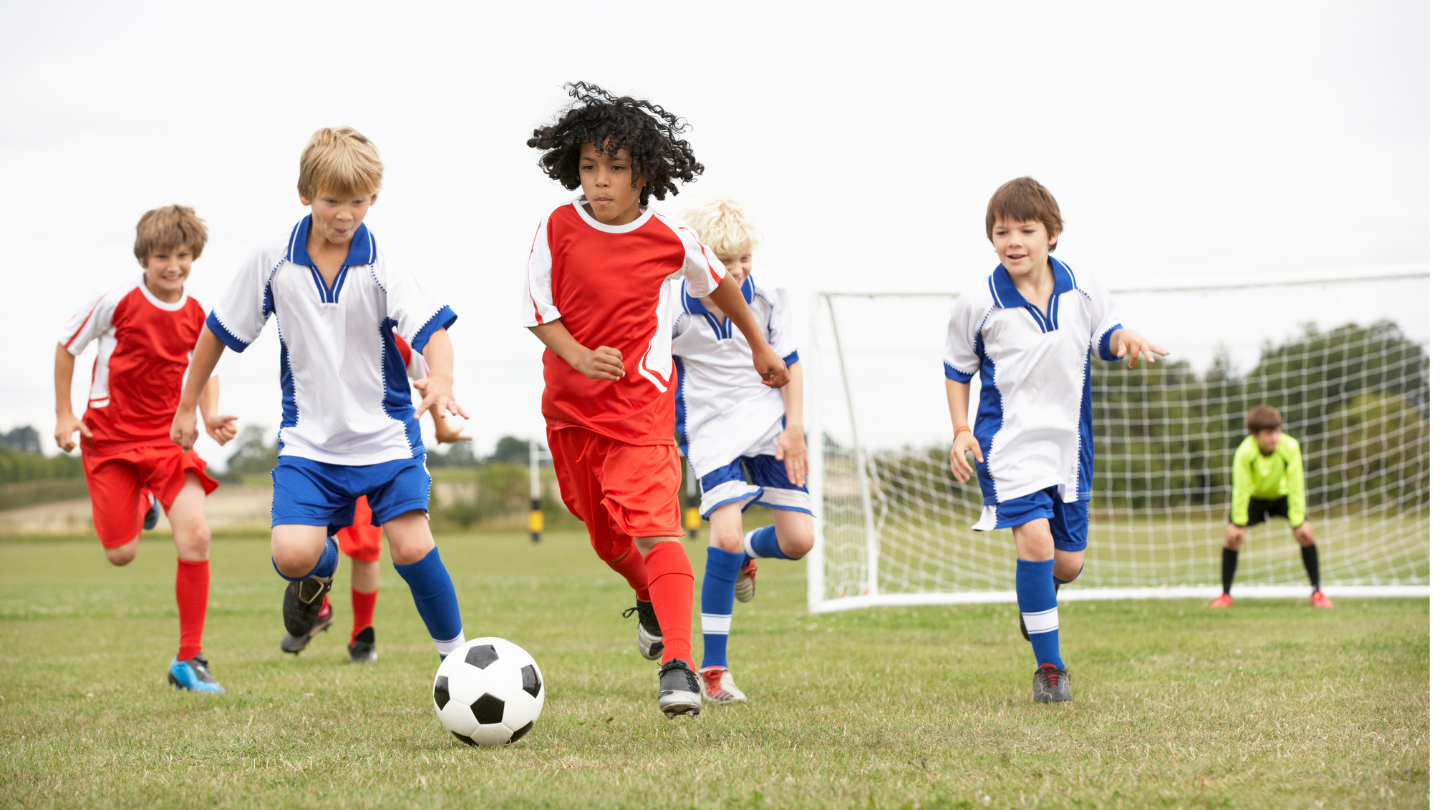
433,637,545,747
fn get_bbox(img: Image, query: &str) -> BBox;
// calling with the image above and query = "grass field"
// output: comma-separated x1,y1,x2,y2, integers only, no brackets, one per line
0,529,1428,809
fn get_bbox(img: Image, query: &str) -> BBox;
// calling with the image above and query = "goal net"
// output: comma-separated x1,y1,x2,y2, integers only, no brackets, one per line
805,269,1430,612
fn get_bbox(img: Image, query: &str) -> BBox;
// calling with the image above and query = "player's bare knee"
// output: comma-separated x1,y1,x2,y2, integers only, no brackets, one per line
271,545,319,578
105,540,139,567
709,528,745,554
777,527,814,559
175,521,211,560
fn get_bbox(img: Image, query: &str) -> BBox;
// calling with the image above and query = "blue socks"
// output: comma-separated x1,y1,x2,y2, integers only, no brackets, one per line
394,546,466,660
1017,559,1064,670
273,536,339,582
700,547,746,670
744,525,796,560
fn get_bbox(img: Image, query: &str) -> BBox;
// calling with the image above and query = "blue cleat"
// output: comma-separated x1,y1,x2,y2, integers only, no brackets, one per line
142,492,161,531
168,654,225,694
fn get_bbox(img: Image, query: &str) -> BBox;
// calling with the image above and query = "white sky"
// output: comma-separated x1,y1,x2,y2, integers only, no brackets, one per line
0,1,1428,466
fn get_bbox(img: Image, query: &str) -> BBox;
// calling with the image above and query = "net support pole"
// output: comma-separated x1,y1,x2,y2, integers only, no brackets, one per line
528,437,543,543
806,296,828,613
826,294,880,597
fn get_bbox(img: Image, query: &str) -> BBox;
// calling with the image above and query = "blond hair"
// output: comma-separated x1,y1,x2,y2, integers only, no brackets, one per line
133,205,207,262
297,127,384,199
679,196,762,257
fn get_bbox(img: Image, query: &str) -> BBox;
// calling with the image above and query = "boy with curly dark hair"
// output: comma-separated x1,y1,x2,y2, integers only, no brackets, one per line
522,82,789,718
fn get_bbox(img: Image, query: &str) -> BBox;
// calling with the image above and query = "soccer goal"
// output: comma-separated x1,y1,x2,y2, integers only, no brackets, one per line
805,268,1430,612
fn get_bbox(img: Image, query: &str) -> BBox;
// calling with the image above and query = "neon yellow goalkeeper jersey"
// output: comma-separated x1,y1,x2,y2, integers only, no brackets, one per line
1231,433,1306,527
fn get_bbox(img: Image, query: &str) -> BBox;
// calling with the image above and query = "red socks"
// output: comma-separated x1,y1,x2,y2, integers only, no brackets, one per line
643,541,694,669
605,544,652,602
351,588,377,642
175,559,209,661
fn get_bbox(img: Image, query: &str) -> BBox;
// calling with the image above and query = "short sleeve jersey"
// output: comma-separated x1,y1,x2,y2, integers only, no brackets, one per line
521,196,726,445
58,276,206,453
1230,433,1306,526
207,216,456,466
943,258,1124,505
671,272,799,477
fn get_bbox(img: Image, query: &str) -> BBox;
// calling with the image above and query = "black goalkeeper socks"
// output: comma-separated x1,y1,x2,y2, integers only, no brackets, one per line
1221,548,1238,595
1301,544,1320,590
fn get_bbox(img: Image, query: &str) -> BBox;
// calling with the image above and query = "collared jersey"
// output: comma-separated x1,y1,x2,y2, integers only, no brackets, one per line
1231,433,1306,527
207,216,455,466
58,276,206,453
521,196,726,446
943,257,1124,505
671,272,799,477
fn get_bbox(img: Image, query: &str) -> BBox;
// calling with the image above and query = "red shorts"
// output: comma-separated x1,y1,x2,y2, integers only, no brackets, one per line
82,444,218,548
548,427,682,554
335,495,383,562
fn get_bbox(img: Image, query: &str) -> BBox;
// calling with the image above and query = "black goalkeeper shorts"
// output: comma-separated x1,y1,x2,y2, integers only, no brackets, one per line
1231,497,1294,528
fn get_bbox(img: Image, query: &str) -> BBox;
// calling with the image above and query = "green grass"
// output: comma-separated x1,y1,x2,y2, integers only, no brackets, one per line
0,530,1427,809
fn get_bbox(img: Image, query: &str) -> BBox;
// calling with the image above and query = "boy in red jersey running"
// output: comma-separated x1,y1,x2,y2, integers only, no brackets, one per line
55,205,237,694
523,83,789,718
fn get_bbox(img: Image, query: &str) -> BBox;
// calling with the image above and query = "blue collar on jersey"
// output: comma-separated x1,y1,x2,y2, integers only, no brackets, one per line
682,276,754,340
987,257,1078,333
682,274,754,314
285,216,377,268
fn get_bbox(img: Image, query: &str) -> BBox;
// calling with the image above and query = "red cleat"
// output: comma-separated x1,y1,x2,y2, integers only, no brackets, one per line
1208,593,1233,609
735,558,758,603
1310,590,1333,608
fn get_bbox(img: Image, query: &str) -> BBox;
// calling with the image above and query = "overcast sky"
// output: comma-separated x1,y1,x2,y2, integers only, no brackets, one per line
0,1,1428,466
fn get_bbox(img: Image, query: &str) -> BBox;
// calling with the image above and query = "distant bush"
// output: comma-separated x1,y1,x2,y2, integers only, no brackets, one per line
0,445,83,485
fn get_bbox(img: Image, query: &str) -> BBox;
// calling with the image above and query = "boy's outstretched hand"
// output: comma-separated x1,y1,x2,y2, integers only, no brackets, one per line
949,430,984,484
412,377,470,422
753,345,790,389
1110,328,1170,369
775,423,808,486
576,346,625,381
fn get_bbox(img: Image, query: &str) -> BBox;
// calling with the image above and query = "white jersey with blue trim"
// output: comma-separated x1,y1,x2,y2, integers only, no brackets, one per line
207,216,456,466
943,257,1123,506
671,272,799,478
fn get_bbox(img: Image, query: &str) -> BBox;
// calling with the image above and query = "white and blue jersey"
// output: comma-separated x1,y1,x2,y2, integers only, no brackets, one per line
671,272,807,517
207,216,456,466
943,258,1123,530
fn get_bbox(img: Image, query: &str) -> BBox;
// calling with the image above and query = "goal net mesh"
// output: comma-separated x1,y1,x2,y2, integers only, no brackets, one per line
806,277,1429,611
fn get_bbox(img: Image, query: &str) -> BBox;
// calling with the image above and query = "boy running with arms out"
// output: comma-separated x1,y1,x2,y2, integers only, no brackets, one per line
945,178,1167,702
671,197,812,704
172,127,471,663
280,331,470,662
1209,404,1332,609
523,83,789,718
55,205,238,693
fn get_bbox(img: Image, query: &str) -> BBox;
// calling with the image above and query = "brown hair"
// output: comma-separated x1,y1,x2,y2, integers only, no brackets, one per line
986,177,1064,252
298,127,384,199
133,205,207,262
1246,404,1283,433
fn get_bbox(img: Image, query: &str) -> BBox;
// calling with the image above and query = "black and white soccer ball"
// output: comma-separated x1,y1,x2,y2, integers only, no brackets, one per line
433,637,544,747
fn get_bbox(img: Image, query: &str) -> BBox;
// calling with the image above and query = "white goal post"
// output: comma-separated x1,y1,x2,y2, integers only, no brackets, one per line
805,269,1430,612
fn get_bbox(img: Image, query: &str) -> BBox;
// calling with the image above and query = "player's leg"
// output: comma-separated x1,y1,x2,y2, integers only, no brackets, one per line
636,535,702,717
349,558,381,662
1210,523,1246,608
84,453,144,567
380,509,465,660
1293,521,1331,607
745,454,815,564
162,470,225,693
1007,492,1070,703
699,502,747,703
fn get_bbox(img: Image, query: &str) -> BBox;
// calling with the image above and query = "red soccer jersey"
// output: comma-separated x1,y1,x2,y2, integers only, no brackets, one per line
522,196,726,445
59,277,206,452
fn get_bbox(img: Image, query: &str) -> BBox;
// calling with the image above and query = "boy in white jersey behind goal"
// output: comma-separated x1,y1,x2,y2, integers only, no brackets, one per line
671,197,812,704
945,178,1166,703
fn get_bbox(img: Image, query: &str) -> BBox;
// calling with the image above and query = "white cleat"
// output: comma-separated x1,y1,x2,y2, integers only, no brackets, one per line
700,666,747,704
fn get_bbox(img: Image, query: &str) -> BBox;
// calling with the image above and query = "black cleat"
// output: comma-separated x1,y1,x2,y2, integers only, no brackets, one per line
1019,606,1029,641
348,626,377,664
1032,663,1072,703
657,658,702,718
622,600,664,661
280,576,333,654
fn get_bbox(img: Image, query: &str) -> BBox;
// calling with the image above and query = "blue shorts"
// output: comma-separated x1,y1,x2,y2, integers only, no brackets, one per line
972,486,1089,552
271,456,431,535
698,454,811,519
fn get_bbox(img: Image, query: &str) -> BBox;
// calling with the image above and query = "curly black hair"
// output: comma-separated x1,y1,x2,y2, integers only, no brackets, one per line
527,82,704,206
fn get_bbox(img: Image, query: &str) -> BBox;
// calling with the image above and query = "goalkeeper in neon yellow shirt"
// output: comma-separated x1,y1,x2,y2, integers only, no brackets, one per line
1209,405,1333,609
